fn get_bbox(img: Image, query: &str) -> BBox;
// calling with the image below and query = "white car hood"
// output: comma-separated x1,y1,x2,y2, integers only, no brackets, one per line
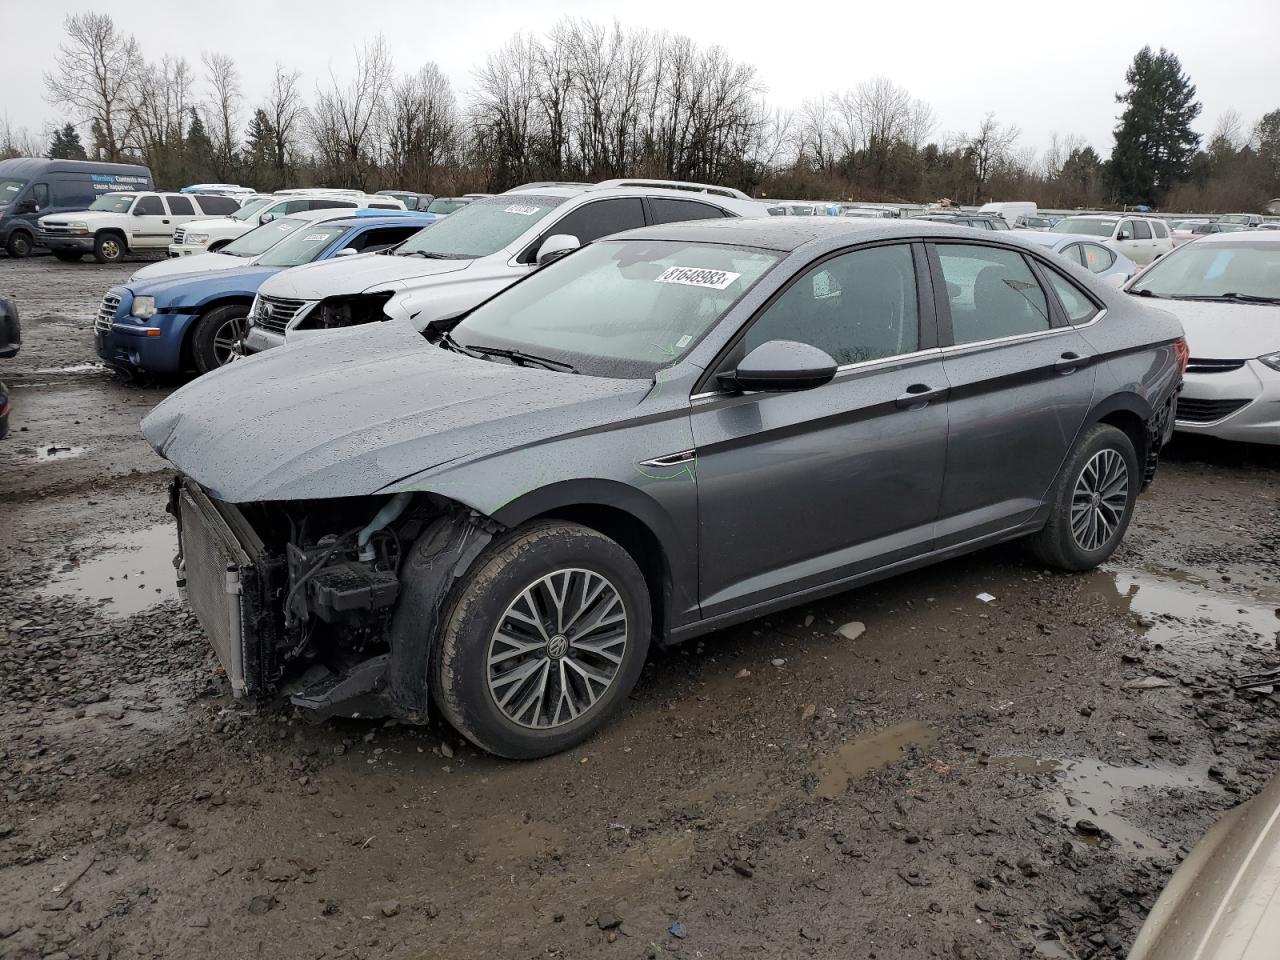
39,210,124,227
258,252,473,300
180,216,240,233
131,252,248,282
1155,300,1279,359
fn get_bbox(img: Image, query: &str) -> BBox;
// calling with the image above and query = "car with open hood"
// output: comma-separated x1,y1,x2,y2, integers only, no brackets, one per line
96,212,434,375
239,179,774,354
142,217,1184,759
1126,230,1280,443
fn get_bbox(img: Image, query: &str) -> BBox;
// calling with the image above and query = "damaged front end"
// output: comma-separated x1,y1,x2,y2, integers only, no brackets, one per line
169,476,496,720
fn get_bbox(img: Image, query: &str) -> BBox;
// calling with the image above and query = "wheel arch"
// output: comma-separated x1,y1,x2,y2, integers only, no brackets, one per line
178,295,256,368
491,480,682,642
1088,391,1154,468
95,227,129,251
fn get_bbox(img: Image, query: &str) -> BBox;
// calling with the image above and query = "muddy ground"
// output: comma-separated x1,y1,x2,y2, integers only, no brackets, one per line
1,255,1278,960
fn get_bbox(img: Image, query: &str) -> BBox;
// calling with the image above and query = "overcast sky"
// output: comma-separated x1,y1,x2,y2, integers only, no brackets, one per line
6,0,1279,157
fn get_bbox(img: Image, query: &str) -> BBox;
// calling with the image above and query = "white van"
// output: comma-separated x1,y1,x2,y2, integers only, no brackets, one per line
977,201,1037,228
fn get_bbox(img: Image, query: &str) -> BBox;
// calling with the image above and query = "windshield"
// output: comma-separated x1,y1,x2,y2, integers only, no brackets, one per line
1129,241,1280,300
0,179,25,206
450,239,780,378
231,197,273,222
425,198,467,215
253,223,348,267
1051,217,1115,237
397,196,564,259
1218,215,1252,224
89,193,135,213
221,217,309,258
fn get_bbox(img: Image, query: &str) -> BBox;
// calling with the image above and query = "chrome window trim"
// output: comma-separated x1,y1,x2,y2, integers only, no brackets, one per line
688,309,1108,402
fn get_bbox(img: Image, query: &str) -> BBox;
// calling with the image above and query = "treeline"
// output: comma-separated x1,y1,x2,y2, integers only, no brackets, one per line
10,13,1278,212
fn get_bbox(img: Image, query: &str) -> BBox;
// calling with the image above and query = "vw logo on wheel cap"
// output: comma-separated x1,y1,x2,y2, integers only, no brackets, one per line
547,634,569,659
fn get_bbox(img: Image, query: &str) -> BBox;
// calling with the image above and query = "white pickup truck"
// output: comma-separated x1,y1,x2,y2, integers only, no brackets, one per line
38,191,240,263
168,193,406,257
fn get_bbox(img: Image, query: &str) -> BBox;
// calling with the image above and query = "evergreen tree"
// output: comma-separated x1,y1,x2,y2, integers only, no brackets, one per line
47,122,88,160
1108,46,1202,206
185,107,216,182
243,109,278,189
1255,109,1280,194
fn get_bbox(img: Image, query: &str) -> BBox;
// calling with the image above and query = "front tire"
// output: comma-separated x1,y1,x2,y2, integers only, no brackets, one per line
431,522,651,759
190,305,249,374
93,233,125,264
1031,424,1139,571
5,231,33,258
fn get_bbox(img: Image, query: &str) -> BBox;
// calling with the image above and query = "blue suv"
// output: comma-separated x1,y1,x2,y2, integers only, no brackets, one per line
95,212,435,376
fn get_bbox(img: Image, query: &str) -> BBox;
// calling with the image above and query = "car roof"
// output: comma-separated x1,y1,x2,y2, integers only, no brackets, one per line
318,213,436,229
602,216,990,253
1193,230,1280,245
1014,231,1106,249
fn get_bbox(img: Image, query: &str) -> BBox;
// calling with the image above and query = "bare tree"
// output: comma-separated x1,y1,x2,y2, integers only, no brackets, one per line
969,113,1020,199
0,116,41,160
470,33,540,187
201,52,243,180
43,13,143,161
265,64,306,181
130,55,195,183
311,36,394,189
387,63,459,189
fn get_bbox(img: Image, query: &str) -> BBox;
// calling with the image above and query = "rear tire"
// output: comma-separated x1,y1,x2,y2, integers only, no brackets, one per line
431,521,651,759
53,250,84,263
1031,424,1139,571
190,305,249,374
5,231,33,258
93,233,125,264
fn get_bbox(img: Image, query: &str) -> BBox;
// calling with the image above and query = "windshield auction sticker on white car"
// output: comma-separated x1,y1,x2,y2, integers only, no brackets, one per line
654,266,742,290
504,204,541,215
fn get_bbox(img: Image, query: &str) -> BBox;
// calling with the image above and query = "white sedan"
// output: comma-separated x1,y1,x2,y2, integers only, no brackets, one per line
1126,231,1280,444
1013,231,1137,287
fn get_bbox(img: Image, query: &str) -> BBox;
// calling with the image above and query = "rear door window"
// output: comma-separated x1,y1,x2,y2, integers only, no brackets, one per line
935,244,1051,344
165,194,195,215
1042,267,1101,324
1132,220,1152,240
307,198,358,211
647,198,729,224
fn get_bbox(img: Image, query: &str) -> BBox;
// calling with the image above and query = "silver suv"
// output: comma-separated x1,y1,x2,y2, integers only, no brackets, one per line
240,180,773,353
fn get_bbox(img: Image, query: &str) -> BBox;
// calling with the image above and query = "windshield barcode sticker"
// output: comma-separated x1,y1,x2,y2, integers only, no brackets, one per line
300,234,330,242
504,204,541,216
655,266,741,290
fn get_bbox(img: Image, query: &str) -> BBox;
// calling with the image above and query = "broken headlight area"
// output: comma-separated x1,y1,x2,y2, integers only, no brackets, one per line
168,477,478,720
298,293,394,331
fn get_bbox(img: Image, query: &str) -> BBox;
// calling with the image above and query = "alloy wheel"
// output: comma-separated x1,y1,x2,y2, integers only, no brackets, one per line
486,568,628,729
213,314,248,366
1070,448,1129,551
101,239,121,260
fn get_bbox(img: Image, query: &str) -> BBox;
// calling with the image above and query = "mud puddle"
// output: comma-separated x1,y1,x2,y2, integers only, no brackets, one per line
40,522,179,616
32,443,88,462
1087,567,1280,650
813,720,937,799
992,754,1207,855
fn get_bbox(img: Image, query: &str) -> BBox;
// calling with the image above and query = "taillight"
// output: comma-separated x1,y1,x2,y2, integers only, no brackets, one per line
1173,337,1189,374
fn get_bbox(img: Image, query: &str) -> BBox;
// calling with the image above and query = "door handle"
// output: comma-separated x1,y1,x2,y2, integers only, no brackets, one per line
162,219,170,224
1054,351,1091,374
894,384,944,409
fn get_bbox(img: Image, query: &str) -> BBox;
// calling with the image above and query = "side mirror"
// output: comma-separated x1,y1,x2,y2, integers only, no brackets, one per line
535,233,580,266
259,212,276,225
132,206,146,216
15,200,36,215
718,340,837,393
334,247,359,257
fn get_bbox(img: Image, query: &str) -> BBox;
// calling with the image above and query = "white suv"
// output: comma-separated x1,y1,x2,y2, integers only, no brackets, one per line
169,193,406,256
38,191,240,264
241,180,772,354
1049,214,1174,265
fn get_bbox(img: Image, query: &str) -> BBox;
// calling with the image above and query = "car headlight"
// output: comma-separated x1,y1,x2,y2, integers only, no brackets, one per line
68,220,88,230
133,296,157,319
185,232,209,244
1259,352,1280,373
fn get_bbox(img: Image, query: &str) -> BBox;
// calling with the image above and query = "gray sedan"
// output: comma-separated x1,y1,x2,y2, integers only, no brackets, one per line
142,217,1184,758
1014,230,1138,286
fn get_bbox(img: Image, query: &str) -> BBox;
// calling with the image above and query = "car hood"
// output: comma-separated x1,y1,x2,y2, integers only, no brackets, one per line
140,321,647,503
182,216,239,232
131,252,250,282
1146,299,1279,359
126,265,281,301
258,252,474,300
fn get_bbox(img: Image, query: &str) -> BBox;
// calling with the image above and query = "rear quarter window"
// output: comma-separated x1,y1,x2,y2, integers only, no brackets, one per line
1041,266,1101,324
